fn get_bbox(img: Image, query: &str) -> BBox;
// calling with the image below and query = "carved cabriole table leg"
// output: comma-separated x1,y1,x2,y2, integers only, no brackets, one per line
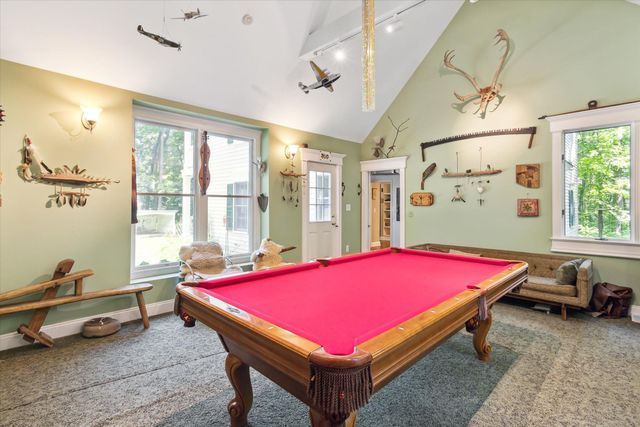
225,353,253,427
465,309,493,362
310,408,357,427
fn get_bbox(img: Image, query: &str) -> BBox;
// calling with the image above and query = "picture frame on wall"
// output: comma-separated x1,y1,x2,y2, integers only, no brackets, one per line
517,198,539,217
516,163,540,188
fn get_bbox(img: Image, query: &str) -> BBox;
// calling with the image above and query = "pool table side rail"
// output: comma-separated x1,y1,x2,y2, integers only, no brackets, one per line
358,260,528,390
175,284,320,390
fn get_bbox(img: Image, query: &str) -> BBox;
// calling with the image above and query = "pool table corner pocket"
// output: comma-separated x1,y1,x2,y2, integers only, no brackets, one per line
308,348,373,425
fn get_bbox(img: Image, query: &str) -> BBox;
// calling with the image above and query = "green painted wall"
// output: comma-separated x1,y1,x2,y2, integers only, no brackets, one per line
362,0,640,304
0,60,361,335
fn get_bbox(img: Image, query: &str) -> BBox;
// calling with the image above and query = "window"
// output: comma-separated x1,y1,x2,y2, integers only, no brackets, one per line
133,121,195,271
308,171,331,222
132,107,260,278
230,182,249,232
206,134,253,256
548,102,640,259
563,125,631,240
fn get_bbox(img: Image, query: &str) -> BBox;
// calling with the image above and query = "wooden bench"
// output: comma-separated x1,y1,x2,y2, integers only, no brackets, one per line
0,259,153,347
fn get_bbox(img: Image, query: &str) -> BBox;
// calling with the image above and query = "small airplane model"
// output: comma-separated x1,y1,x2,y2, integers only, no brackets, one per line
137,25,181,51
298,61,341,93
172,9,208,21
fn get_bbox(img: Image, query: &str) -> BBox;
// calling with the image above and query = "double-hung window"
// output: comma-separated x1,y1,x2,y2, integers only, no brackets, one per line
132,106,261,278
547,101,640,259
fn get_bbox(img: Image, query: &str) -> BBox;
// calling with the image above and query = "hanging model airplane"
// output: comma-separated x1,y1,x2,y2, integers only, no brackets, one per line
298,61,341,93
172,9,208,21
137,25,181,51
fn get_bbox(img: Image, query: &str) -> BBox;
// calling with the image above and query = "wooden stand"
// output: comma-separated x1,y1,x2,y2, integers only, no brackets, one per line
0,259,153,347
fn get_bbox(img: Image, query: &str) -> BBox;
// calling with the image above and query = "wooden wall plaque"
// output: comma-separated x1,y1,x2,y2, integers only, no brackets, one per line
516,164,540,188
410,192,434,206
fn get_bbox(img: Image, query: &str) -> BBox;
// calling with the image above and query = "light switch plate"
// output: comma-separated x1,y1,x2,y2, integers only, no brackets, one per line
345,204,351,211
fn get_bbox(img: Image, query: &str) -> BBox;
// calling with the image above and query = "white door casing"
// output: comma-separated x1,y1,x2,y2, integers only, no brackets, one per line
301,149,345,262
360,156,408,252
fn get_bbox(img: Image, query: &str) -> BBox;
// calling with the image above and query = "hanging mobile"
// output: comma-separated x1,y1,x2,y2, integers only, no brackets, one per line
451,152,465,202
473,147,488,205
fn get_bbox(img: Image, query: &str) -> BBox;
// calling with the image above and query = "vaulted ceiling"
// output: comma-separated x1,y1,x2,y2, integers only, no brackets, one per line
0,1,462,142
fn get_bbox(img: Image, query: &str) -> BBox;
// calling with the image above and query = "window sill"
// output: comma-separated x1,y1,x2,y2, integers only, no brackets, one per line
130,262,255,284
551,237,640,259
131,272,181,284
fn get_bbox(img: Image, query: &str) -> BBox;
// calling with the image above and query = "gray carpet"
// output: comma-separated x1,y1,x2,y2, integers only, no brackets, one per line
1,303,638,426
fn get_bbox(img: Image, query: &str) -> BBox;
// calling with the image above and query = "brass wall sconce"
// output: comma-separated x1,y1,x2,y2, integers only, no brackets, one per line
81,106,102,133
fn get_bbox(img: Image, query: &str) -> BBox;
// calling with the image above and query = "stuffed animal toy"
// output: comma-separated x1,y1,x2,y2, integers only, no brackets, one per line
250,238,295,271
178,241,241,280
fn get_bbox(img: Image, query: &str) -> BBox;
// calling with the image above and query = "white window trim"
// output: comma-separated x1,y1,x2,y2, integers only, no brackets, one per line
300,148,345,262
547,101,640,259
131,106,261,279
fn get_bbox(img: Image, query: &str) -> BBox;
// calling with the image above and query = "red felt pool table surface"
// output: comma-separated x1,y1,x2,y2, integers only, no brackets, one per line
192,248,518,355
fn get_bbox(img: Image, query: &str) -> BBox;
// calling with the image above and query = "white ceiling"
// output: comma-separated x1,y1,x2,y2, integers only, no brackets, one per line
0,0,462,143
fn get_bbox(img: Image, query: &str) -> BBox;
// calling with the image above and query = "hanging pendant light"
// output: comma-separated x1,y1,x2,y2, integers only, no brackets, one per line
362,0,375,112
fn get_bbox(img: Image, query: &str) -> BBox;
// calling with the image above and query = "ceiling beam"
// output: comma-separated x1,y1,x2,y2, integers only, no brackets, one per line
299,0,423,60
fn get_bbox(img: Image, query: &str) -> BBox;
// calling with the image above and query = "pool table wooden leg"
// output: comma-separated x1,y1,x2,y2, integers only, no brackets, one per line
309,408,357,427
465,309,493,362
225,353,253,427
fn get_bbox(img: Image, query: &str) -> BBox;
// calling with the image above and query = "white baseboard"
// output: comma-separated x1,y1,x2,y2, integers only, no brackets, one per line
0,299,175,352
631,305,640,324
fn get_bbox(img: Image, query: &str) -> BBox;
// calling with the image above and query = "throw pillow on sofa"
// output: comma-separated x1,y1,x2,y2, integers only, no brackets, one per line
556,259,585,285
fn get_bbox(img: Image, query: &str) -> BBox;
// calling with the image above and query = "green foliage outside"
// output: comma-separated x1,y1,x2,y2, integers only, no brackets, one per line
134,121,193,220
134,121,194,266
573,125,631,239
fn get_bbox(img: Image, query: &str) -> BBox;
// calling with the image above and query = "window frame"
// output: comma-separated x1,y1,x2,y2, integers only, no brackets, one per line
308,170,333,223
131,106,261,279
231,181,249,232
547,101,640,259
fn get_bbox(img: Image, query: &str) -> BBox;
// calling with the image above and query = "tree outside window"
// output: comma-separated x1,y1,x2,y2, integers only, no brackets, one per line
564,125,631,240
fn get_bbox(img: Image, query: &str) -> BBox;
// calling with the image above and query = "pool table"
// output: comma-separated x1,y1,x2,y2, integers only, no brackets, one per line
174,248,527,426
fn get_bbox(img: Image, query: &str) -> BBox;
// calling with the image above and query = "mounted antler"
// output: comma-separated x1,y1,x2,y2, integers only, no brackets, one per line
443,29,511,118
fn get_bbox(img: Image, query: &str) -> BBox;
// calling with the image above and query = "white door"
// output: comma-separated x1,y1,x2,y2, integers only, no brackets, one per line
306,162,339,260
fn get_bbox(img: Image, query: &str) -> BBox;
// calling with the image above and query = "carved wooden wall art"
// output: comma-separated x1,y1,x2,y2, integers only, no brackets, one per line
516,164,540,188
443,29,511,118
421,163,436,190
517,199,539,217
199,131,211,195
410,192,434,206
19,135,119,208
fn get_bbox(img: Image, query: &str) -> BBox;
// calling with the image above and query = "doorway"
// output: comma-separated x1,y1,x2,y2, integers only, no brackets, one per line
360,156,407,252
370,172,400,249
301,149,345,262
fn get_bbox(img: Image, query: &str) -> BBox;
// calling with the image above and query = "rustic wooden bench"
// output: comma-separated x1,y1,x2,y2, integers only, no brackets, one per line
0,259,153,347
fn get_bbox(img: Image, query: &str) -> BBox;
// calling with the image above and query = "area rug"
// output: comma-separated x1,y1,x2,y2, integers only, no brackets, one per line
1,303,638,426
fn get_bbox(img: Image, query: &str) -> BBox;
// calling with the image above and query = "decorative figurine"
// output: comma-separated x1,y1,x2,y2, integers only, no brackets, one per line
298,61,340,93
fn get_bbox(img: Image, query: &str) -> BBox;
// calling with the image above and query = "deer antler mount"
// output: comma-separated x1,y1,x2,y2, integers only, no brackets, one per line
444,29,511,118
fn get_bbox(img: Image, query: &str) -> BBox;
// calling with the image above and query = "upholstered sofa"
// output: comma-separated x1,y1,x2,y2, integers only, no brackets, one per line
410,243,594,320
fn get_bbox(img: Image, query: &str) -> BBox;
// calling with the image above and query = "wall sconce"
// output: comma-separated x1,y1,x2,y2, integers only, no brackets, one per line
284,144,299,167
81,106,102,133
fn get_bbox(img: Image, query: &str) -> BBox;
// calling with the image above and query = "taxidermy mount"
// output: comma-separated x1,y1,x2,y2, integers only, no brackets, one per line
443,29,511,118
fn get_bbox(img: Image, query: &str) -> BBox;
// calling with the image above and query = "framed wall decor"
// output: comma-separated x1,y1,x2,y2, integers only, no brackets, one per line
516,163,540,188
517,198,539,217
